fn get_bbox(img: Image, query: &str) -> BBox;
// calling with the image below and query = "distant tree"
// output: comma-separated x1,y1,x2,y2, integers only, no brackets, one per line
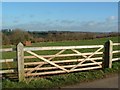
84,33,95,40
10,29,24,44
24,32,33,41
1,29,119,45
2,33,10,45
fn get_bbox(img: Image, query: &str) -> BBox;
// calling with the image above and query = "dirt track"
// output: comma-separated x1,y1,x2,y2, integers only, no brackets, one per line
63,74,119,88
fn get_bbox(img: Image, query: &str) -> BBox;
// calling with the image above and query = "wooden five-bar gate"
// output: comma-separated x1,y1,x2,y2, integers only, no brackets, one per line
0,40,120,81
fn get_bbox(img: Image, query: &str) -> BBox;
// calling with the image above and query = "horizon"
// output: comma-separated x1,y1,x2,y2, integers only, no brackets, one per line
2,28,119,33
2,2,118,32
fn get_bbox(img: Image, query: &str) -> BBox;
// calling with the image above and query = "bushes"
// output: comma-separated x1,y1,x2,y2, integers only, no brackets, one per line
2,33,10,45
2,29,120,45
2,29,33,45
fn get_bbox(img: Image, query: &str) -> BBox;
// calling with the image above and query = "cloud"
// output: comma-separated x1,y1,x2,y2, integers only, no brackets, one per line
7,16,118,32
79,16,118,32
106,16,117,22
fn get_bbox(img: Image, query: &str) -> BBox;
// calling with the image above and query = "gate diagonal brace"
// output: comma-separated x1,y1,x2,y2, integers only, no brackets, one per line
70,47,103,71
71,49,102,66
26,50,69,74
71,49,87,58
26,49,66,74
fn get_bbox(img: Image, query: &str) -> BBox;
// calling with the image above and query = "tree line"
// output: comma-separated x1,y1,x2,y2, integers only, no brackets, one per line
1,29,120,45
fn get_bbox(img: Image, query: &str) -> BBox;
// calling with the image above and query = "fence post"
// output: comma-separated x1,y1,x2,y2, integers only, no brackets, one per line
17,42,24,82
103,40,113,68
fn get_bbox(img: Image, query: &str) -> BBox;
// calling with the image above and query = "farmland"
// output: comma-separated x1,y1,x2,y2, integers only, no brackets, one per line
1,36,120,88
2,36,120,62
2,35,119,48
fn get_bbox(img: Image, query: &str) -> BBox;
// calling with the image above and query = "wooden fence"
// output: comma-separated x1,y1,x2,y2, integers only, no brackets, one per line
0,40,120,82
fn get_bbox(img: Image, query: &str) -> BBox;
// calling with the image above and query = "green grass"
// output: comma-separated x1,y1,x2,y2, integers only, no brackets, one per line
1,36,120,88
29,36,119,47
2,36,120,59
2,36,119,48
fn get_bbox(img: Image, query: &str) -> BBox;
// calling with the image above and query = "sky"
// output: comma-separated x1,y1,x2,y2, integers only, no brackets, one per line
2,2,118,32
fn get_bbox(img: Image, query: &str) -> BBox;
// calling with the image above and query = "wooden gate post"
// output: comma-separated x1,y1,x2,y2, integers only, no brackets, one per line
103,40,113,68
17,42,24,81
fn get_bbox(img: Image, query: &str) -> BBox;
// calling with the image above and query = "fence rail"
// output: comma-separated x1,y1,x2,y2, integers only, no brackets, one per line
112,43,120,62
0,48,16,52
0,40,120,82
24,45,104,51
24,52,103,59
0,47,16,74
24,57,102,66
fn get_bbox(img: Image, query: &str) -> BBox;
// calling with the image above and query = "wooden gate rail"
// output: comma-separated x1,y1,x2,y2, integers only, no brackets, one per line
24,62,102,72
24,45,104,51
24,52,103,59
24,57,102,66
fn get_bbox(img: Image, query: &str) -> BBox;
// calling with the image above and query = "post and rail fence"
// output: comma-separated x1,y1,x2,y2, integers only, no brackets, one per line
0,40,120,82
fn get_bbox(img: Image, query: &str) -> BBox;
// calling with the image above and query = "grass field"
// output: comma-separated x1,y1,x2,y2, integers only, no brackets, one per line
2,36,120,48
2,36,120,59
1,36,120,88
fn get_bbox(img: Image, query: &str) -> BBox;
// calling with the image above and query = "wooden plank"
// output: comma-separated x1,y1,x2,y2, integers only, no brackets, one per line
112,58,120,61
25,66,102,77
72,66,102,72
0,59,14,63
24,45,104,51
24,62,102,71
113,43,120,46
113,50,120,54
26,49,66,74
24,57,103,65
26,51,69,73
17,42,24,82
24,52,103,59
70,47,103,71
0,69,14,74
0,48,13,52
